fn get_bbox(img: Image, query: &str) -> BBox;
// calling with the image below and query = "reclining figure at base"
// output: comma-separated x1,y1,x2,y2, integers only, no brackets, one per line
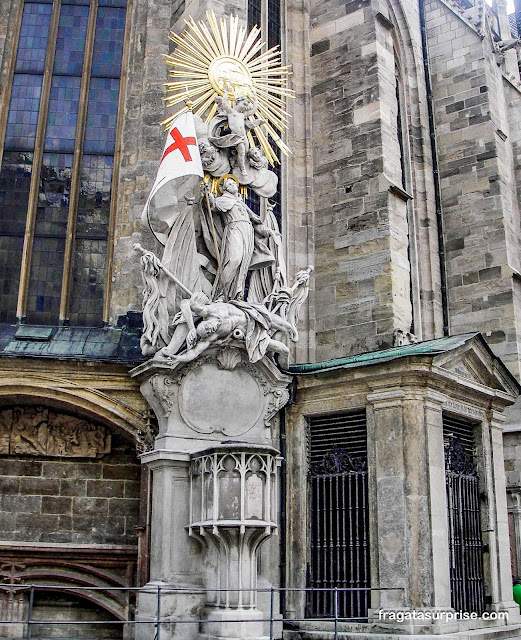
160,293,293,363
135,242,312,365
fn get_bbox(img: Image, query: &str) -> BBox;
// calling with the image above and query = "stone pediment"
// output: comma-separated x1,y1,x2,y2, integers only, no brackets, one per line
432,334,520,396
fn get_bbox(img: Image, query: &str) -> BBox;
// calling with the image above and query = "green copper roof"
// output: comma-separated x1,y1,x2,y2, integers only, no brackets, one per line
288,333,479,374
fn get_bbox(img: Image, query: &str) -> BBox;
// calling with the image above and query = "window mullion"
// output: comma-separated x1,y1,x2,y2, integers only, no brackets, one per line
16,0,62,323
0,1,25,166
102,0,132,324
59,0,99,325
262,0,268,42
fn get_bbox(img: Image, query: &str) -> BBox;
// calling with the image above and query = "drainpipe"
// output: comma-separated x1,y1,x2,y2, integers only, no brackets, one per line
279,405,287,620
419,0,450,336
279,376,297,622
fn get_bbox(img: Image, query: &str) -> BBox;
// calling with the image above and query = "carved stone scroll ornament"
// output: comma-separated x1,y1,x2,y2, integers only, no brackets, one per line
135,410,160,455
0,406,111,458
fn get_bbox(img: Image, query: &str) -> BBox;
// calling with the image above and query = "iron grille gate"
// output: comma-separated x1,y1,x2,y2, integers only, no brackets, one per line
307,411,370,620
444,413,485,614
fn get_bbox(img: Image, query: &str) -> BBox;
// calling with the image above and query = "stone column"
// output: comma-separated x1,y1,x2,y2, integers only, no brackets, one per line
0,587,28,639
284,408,309,621
369,386,455,631
508,491,521,577
368,388,408,611
424,391,451,609
136,450,205,640
144,451,199,585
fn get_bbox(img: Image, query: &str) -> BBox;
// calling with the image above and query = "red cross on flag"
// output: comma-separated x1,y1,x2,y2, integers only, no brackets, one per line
142,111,204,245
150,111,203,197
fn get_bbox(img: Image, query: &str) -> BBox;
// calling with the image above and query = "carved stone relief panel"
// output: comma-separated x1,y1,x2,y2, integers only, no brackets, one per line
0,409,10,455
0,406,111,458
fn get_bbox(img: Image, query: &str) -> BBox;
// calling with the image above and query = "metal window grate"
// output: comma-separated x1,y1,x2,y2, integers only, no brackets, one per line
443,413,485,615
309,410,367,464
443,412,476,455
307,410,369,621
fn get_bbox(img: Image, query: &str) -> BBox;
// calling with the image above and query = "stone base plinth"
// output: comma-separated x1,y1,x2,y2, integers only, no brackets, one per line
283,625,521,640
200,607,267,640
368,605,521,634
133,347,288,639
135,583,205,640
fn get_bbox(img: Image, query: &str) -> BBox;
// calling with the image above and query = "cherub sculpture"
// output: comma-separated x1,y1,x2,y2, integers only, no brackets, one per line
209,83,264,176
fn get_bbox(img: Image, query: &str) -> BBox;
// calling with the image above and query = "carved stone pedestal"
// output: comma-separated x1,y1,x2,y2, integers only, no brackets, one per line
130,347,291,640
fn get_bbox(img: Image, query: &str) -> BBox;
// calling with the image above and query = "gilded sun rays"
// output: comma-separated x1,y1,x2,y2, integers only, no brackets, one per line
162,11,293,163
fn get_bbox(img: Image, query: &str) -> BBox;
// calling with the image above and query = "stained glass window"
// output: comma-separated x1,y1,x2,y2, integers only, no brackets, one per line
91,7,126,77
267,0,281,49
44,76,82,151
0,152,32,322
0,0,127,326
246,0,282,228
69,155,113,326
4,75,43,150
26,153,72,324
53,4,89,75
15,3,52,73
248,0,262,32
83,77,120,154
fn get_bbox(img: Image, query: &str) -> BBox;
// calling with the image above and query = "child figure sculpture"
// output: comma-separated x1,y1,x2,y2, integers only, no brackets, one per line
209,83,264,176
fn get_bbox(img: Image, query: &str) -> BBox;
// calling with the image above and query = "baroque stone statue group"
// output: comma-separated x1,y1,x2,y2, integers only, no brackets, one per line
136,83,311,366
127,16,310,640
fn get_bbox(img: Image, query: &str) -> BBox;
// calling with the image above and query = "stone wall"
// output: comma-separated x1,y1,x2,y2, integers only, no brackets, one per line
425,0,521,378
0,431,141,546
30,593,122,640
286,0,316,363
309,0,416,360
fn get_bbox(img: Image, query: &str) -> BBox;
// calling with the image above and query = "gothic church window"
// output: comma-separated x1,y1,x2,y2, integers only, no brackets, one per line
0,0,127,326
393,56,410,191
247,0,282,227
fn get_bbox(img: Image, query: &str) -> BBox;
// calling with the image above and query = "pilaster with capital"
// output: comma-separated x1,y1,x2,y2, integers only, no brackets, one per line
367,388,408,611
368,386,453,620
424,391,451,609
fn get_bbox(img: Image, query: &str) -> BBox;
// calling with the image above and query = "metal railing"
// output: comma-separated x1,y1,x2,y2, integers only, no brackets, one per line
0,584,404,640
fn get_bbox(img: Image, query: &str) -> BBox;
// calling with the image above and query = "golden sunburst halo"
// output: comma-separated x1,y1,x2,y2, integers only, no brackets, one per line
162,11,294,164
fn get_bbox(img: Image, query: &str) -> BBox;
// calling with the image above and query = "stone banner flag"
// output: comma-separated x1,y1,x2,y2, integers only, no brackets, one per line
141,110,204,246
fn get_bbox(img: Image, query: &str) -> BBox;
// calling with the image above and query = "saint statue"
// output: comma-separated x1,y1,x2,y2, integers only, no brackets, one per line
205,177,277,301
136,19,311,363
